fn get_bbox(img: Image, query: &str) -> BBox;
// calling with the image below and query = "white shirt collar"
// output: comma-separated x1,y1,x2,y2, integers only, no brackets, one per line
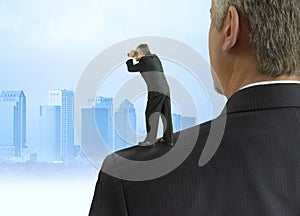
240,80,300,91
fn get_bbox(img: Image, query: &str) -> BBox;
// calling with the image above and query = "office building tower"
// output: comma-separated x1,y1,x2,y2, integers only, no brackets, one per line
114,99,137,151
0,90,26,159
48,89,74,160
81,107,105,161
81,97,114,161
39,105,60,162
172,113,182,133
94,97,113,148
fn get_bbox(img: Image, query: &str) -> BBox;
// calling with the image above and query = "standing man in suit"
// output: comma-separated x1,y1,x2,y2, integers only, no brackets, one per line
126,44,173,146
89,0,300,215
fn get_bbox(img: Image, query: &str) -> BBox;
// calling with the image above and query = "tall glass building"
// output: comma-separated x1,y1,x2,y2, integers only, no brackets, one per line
94,97,113,149
114,99,137,151
172,113,182,132
81,97,114,158
0,90,26,159
48,89,74,161
39,105,61,162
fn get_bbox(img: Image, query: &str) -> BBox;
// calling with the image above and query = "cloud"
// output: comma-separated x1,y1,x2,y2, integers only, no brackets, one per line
0,3,22,33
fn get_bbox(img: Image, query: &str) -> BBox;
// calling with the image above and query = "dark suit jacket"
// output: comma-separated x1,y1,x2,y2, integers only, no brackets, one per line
89,84,300,216
126,54,164,73
126,55,170,96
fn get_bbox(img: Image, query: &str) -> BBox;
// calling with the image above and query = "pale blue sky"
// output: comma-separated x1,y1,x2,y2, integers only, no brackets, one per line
0,0,226,152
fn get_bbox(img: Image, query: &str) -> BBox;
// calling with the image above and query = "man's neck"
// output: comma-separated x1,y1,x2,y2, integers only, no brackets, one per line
240,79,300,90
225,73,300,98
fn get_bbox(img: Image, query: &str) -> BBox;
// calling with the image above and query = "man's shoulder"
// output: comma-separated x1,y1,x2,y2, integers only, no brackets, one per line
142,54,159,60
125,122,209,154
101,121,212,171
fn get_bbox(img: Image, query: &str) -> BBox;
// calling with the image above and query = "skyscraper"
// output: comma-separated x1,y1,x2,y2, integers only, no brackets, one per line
81,97,114,160
95,97,113,148
114,99,137,150
47,89,74,161
39,105,60,162
0,90,26,159
172,113,182,132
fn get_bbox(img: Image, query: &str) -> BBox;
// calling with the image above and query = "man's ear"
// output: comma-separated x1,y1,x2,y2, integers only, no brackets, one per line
223,6,240,52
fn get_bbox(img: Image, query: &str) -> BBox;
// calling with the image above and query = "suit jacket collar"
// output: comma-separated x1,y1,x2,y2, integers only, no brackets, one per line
222,83,300,115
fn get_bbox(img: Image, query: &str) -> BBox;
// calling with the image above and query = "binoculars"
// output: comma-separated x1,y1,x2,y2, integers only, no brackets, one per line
127,50,138,57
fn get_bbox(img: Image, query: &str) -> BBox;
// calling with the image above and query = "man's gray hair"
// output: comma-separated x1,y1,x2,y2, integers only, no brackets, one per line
212,0,300,77
136,44,152,55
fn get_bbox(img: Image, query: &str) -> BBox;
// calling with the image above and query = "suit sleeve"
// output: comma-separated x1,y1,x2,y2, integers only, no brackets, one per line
126,58,145,72
89,155,128,216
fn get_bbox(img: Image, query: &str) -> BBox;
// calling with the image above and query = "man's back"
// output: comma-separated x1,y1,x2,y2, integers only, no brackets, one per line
138,54,164,73
126,54,170,95
89,84,300,216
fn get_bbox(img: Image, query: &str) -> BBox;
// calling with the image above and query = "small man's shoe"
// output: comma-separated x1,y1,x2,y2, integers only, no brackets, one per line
159,138,174,146
138,140,156,147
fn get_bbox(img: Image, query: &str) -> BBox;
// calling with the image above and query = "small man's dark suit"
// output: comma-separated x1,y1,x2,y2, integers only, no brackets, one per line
126,54,173,144
89,84,300,216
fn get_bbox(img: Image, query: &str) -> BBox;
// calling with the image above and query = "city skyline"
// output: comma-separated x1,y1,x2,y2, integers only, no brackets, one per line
0,88,197,163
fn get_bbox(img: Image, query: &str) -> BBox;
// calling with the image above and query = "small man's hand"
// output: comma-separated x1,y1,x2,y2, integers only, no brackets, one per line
127,50,138,58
